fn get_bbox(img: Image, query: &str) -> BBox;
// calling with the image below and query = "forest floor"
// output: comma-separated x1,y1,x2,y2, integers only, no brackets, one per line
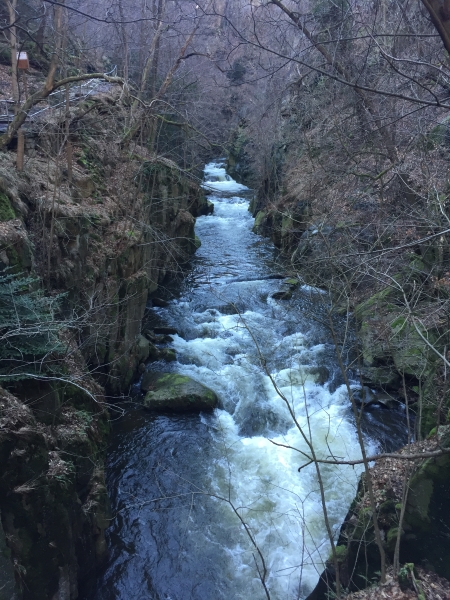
346,566,450,599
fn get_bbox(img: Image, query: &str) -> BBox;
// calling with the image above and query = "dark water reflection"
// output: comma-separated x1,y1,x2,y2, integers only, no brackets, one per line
92,409,238,600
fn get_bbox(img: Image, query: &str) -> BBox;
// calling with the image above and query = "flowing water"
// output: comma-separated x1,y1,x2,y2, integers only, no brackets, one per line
90,161,409,600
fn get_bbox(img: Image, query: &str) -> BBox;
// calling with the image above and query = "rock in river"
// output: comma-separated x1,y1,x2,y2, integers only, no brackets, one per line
143,373,219,412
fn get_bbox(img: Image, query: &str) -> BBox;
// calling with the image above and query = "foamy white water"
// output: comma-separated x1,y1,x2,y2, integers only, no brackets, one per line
94,161,396,600
152,161,370,598
202,161,250,194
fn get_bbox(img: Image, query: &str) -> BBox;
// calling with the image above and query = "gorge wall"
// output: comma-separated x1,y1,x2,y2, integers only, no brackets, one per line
0,92,209,600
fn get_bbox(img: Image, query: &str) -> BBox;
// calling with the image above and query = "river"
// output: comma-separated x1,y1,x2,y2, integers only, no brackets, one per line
89,160,409,600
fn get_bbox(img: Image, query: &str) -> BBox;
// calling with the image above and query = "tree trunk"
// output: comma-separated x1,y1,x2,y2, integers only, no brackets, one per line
5,0,19,111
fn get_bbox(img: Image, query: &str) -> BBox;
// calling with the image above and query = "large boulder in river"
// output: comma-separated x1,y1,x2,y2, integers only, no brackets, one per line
143,373,218,412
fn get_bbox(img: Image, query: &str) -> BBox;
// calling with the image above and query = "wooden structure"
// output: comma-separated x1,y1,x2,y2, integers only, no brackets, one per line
17,52,29,70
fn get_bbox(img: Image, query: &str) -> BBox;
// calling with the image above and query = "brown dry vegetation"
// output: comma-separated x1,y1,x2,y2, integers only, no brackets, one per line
346,566,450,599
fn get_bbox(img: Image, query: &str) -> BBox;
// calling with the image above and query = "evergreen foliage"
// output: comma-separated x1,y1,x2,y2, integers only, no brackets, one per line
0,272,66,380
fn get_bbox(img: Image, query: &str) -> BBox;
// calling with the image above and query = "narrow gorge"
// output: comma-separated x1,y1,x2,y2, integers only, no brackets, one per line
86,161,410,599
2,1,450,599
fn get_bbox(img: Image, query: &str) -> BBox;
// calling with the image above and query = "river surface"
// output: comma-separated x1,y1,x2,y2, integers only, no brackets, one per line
89,161,409,600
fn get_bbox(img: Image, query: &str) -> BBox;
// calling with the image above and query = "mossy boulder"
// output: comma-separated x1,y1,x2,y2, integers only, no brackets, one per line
271,288,293,300
159,348,177,362
253,210,267,234
360,365,401,388
355,284,437,392
142,373,218,412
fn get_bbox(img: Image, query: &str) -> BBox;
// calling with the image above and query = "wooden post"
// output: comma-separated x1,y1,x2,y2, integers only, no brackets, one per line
17,51,29,171
17,128,24,171
22,70,28,98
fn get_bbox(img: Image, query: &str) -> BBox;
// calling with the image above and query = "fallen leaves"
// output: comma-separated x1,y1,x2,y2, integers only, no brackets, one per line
346,566,450,599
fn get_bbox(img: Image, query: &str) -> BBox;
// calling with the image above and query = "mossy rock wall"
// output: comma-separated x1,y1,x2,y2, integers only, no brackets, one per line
306,430,450,600
354,280,450,437
0,118,208,597
227,123,255,186
0,147,205,395
401,448,450,578
252,205,308,253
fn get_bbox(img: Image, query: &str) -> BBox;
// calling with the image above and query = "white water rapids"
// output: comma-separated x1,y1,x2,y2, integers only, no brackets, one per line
91,161,406,600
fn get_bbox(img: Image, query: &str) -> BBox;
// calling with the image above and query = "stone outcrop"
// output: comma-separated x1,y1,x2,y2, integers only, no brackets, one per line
250,201,310,254
0,379,110,600
307,430,450,599
141,373,219,412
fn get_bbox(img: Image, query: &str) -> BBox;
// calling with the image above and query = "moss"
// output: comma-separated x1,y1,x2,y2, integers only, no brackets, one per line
330,544,348,564
204,389,216,402
378,499,397,515
285,278,300,287
0,193,15,221
354,281,401,318
157,373,191,385
351,504,378,541
253,210,267,233
144,374,218,411
405,471,433,529
159,348,176,362
387,527,400,552
194,235,201,250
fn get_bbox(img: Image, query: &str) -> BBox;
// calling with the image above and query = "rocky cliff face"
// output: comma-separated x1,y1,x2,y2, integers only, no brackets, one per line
0,95,208,599
307,430,450,599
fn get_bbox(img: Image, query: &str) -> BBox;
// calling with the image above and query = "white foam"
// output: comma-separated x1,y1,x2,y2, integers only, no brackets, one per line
151,168,375,598
170,311,370,594
202,162,250,193
209,406,366,597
